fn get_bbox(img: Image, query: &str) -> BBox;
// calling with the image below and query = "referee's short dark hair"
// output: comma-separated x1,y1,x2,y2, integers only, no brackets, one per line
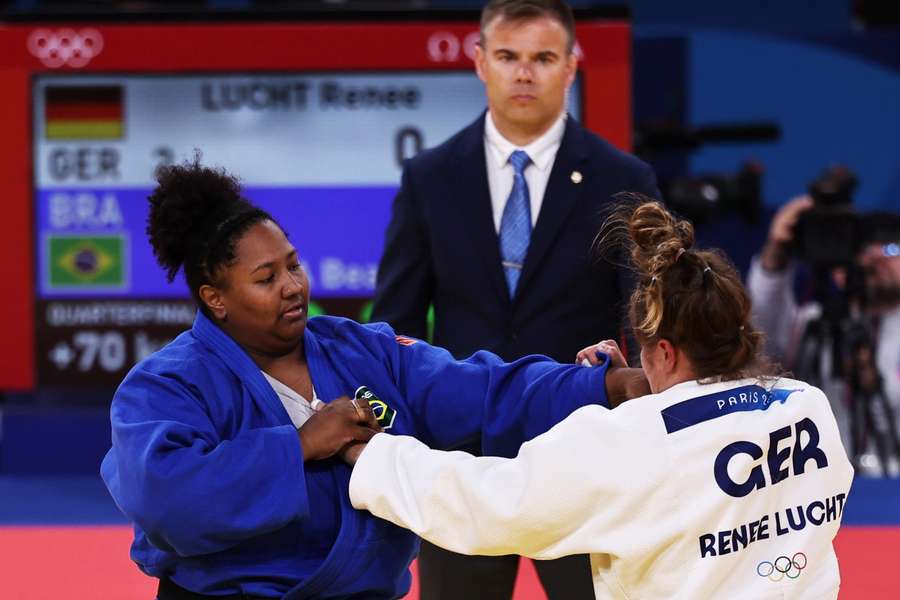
479,0,576,53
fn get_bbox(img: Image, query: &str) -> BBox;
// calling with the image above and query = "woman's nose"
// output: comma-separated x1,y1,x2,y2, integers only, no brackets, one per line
283,271,304,296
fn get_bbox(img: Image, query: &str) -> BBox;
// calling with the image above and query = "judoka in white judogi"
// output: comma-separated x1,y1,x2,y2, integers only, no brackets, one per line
349,375,853,599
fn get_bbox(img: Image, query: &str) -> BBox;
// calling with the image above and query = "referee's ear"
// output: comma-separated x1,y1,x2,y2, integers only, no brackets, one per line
474,42,488,83
564,50,577,88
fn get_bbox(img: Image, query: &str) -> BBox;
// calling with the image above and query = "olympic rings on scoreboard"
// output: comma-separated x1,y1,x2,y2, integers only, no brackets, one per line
756,552,807,581
27,28,104,68
425,30,583,64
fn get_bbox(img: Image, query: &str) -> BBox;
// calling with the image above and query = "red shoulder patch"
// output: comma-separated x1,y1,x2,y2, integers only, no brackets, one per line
395,335,418,346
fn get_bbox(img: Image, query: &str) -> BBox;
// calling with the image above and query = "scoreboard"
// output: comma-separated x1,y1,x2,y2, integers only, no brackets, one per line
34,73,581,299
32,72,580,385
0,11,632,390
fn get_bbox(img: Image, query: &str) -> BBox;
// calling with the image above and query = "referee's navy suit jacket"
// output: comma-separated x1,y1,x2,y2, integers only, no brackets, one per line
373,113,660,398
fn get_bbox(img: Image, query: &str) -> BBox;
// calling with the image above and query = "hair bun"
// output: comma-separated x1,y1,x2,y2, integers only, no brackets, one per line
628,201,695,279
146,157,245,282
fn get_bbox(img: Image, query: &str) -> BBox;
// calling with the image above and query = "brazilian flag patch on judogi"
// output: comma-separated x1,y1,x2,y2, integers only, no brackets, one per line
355,385,397,430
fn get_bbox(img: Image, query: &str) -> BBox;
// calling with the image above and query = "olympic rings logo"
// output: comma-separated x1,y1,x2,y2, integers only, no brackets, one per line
757,552,807,581
27,28,104,68
427,31,480,63
426,31,585,63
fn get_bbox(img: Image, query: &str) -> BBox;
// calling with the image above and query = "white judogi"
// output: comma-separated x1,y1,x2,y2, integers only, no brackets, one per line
350,377,854,599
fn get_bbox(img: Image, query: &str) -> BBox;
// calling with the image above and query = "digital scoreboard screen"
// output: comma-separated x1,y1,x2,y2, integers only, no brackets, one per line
0,16,630,391
32,73,581,386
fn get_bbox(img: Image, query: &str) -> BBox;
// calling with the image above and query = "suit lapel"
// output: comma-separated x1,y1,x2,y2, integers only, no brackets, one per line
517,118,588,296
452,114,509,306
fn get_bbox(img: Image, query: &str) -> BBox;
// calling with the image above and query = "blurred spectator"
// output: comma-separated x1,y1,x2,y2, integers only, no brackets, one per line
747,195,900,475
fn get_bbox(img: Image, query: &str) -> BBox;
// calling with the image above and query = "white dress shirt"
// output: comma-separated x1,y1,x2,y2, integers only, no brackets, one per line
484,111,566,232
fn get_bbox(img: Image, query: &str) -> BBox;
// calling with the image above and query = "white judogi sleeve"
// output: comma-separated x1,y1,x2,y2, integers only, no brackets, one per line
349,404,675,560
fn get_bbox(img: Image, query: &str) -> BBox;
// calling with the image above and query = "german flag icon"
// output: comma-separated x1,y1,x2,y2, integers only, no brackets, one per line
44,85,124,140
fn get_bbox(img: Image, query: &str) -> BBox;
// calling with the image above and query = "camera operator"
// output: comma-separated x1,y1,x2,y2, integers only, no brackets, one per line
748,188,900,476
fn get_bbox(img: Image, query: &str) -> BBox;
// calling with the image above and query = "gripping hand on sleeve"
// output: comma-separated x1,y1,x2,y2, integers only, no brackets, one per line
576,339,649,407
298,396,381,462
576,339,628,368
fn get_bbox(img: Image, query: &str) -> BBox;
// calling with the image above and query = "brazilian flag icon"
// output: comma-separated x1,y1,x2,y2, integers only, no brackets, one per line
355,385,397,430
48,235,126,288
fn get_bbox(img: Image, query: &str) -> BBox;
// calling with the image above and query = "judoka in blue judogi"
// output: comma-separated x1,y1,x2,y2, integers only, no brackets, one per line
102,312,611,599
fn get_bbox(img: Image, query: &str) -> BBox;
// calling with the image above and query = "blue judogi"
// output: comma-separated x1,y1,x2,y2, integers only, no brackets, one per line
101,311,609,599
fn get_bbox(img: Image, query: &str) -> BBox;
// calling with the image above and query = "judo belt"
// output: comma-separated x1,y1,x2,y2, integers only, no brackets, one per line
157,578,272,600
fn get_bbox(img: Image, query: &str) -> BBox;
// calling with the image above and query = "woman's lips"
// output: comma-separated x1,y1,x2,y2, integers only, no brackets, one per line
283,304,305,320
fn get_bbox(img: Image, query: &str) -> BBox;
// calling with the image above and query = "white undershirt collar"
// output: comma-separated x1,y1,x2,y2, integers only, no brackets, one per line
484,110,566,173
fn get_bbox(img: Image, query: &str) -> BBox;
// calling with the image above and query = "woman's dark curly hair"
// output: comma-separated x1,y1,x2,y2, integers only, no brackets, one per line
146,156,277,309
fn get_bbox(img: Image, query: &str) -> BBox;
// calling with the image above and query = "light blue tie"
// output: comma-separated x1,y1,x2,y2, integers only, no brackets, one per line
499,150,532,298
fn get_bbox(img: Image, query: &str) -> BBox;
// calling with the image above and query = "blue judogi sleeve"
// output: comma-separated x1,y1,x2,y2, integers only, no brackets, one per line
101,355,309,558
369,323,610,457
